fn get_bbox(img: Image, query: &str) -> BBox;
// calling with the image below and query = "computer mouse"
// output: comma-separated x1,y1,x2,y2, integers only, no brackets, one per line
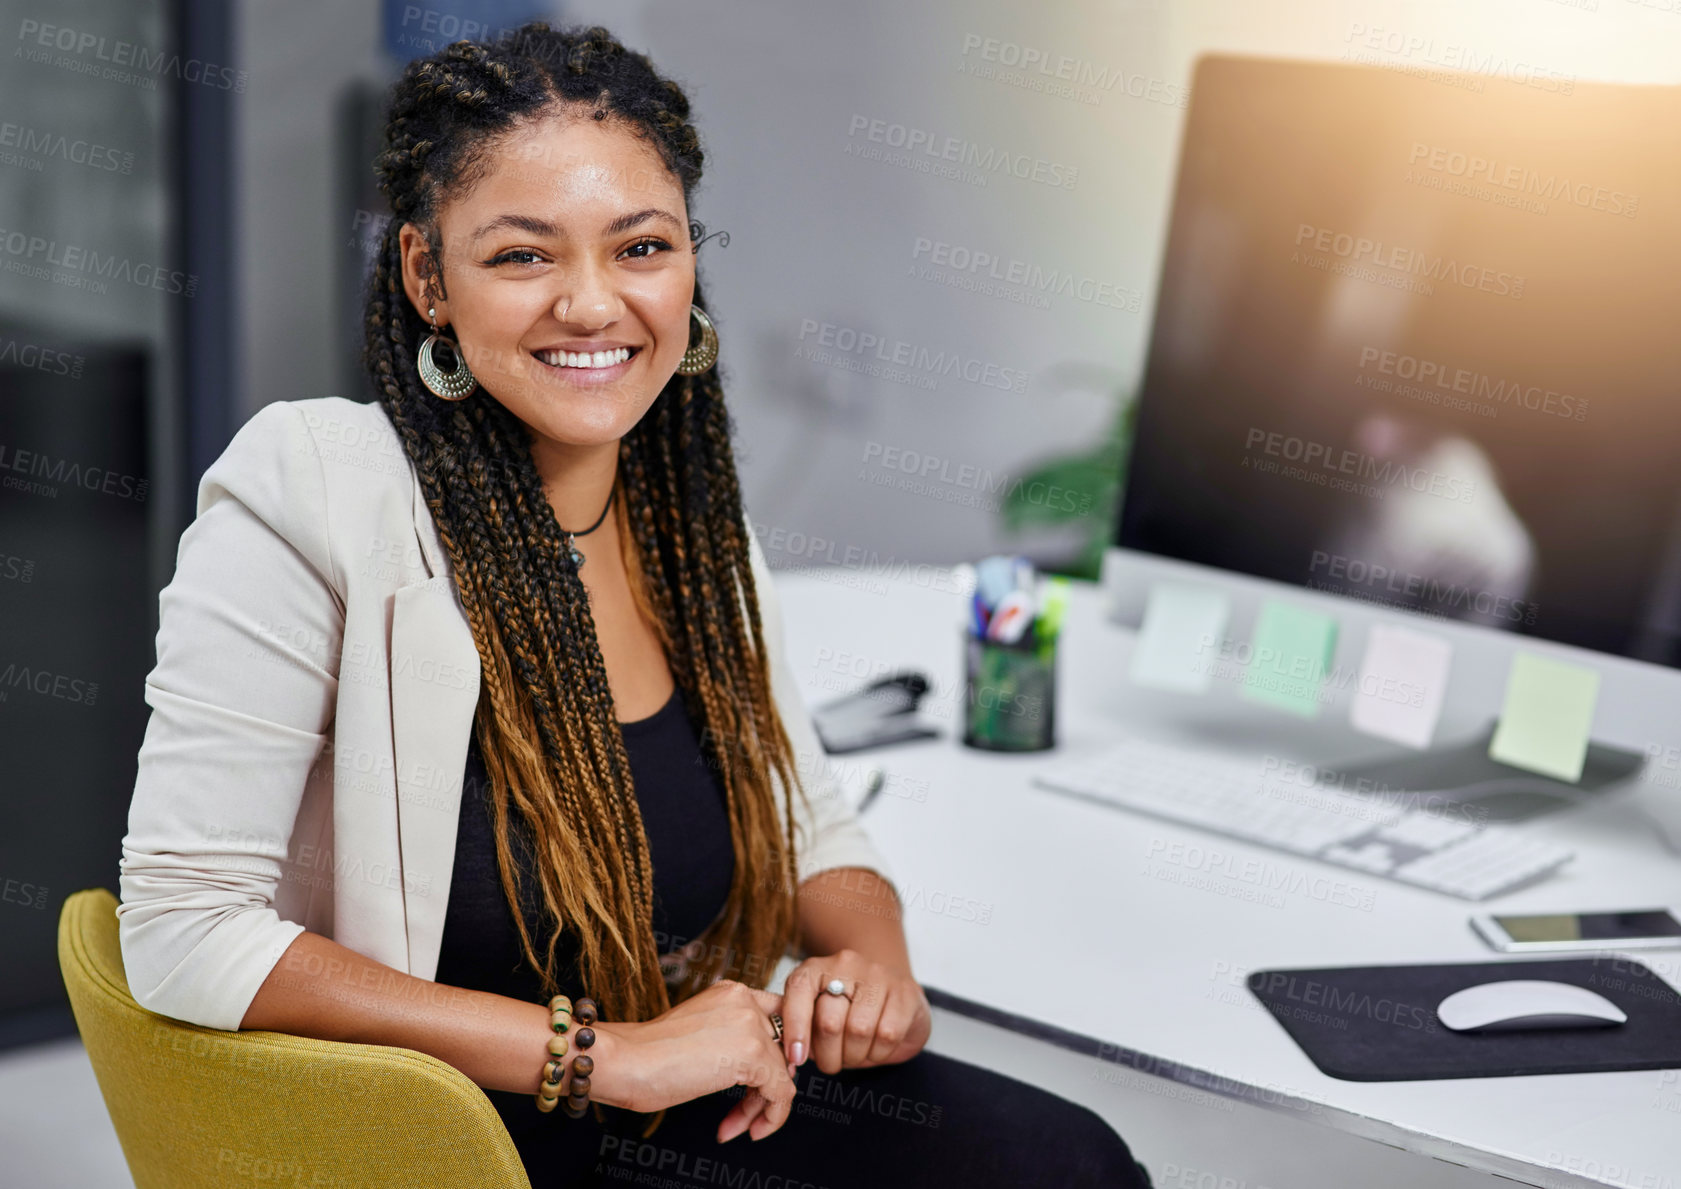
1436,979,1628,1032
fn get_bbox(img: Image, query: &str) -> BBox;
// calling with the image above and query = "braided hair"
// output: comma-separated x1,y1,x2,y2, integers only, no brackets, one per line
364,23,804,1053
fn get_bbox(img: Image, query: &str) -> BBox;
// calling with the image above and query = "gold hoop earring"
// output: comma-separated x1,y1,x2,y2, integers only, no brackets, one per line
418,304,477,401
674,304,719,375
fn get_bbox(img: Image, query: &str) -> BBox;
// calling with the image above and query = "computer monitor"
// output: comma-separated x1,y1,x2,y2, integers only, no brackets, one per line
1104,53,1681,808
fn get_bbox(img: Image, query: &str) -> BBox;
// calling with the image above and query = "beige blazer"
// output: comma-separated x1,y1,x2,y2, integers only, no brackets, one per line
116,396,892,1032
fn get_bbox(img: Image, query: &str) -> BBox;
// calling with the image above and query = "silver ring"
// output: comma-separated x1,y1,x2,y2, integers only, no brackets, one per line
824,978,853,1001
770,1013,784,1042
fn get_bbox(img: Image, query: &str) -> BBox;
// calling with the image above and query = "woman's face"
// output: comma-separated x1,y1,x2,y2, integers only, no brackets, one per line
400,110,694,449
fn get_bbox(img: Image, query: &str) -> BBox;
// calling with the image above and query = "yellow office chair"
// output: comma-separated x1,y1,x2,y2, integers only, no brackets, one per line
58,888,531,1189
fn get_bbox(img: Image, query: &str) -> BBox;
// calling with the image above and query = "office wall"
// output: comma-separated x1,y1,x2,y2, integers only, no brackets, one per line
226,0,1681,570
0,0,175,1040
0,0,178,592
233,0,385,423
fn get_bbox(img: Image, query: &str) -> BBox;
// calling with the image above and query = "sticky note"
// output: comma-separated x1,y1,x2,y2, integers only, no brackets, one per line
1489,651,1600,782
1128,582,1231,694
1349,624,1454,749
1241,600,1337,717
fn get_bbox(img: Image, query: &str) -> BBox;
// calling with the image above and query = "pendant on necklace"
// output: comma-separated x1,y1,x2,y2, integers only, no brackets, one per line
566,535,585,569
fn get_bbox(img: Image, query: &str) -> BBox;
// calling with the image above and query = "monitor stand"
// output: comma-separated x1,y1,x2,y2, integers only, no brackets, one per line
1329,724,1648,823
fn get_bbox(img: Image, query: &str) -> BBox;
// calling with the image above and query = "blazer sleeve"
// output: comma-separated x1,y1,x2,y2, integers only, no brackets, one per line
745,527,896,889
116,401,342,1031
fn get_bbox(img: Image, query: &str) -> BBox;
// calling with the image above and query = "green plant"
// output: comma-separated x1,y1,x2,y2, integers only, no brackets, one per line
999,392,1136,579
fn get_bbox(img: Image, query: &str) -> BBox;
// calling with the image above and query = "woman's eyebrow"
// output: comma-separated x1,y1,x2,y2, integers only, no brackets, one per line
470,208,684,243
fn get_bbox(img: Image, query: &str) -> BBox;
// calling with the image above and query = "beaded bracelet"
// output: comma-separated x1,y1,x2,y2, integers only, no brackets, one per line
534,994,598,1118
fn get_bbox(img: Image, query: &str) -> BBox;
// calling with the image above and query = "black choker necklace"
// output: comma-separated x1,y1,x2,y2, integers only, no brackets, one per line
559,487,615,569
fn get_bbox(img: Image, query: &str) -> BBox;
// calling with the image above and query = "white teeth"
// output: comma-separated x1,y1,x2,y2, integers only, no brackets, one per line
538,347,631,369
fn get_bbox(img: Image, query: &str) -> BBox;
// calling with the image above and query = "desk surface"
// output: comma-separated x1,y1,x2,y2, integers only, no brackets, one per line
774,565,1681,1189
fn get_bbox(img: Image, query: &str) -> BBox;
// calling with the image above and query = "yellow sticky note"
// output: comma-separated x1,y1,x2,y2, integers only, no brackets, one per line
1488,652,1600,783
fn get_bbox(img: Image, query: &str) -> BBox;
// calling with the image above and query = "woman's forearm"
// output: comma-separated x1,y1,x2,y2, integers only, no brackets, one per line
794,866,913,974
239,929,632,1103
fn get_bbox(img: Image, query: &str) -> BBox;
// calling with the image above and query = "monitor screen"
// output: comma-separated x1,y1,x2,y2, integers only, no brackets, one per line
1116,55,1681,667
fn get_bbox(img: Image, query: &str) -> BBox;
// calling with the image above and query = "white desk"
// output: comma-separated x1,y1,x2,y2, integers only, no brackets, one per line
774,564,1681,1189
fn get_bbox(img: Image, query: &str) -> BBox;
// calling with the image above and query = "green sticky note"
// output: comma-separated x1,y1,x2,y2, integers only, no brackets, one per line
1241,600,1337,717
1489,652,1600,783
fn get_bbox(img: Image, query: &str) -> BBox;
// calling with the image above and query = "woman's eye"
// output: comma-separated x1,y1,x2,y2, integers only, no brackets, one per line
488,249,543,266
622,237,672,260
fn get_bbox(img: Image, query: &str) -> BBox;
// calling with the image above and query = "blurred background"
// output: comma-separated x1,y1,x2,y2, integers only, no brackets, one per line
2,0,1680,1182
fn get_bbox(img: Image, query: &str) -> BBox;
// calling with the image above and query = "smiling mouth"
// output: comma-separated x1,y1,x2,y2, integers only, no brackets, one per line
533,346,639,370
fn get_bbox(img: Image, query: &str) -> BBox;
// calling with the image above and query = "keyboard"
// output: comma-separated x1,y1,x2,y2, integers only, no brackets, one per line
1033,738,1575,900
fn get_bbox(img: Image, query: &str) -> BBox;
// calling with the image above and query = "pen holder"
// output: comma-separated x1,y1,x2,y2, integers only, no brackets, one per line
961,627,1057,752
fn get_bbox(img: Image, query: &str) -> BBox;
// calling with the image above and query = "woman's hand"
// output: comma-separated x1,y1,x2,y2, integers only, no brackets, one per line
589,979,797,1142
778,949,932,1075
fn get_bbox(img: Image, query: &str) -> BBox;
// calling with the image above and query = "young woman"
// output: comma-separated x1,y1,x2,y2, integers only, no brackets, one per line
117,21,1152,1187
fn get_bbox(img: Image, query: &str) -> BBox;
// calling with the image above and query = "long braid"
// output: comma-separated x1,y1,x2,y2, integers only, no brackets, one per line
362,23,804,1130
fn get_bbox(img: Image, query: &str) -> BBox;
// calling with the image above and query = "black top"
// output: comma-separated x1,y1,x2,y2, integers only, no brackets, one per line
433,686,735,1143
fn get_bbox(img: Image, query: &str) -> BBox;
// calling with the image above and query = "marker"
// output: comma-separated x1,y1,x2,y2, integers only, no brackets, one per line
1036,577,1070,642
987,590,1034,643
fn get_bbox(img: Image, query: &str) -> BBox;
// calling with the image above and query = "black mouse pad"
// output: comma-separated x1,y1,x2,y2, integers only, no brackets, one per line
1246,956,1681,1080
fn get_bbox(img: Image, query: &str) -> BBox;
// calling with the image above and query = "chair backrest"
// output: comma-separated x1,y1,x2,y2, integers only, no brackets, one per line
58,888,532,1189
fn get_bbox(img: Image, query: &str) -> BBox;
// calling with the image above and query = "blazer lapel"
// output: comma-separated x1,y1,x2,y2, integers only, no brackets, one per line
390,575,481,981
389,462,481,981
